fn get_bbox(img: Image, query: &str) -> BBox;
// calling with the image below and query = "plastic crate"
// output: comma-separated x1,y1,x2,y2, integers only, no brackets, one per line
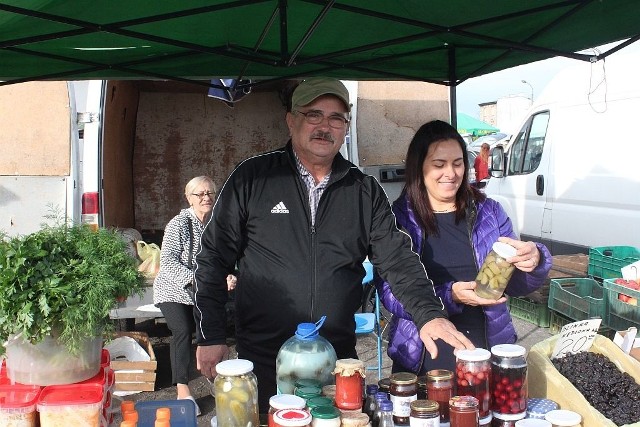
508,296,551,327
602,278,640,331
549,310,615,339
588,246,640,281
548,278,605,321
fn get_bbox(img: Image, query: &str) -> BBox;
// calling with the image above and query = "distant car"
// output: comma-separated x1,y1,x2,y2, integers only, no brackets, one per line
468,132,511,151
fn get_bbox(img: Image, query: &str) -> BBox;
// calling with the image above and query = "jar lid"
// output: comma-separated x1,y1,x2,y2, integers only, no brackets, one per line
215,359,254,376
295,378,322,389
294,386,322,399
340,412,370,426
456,348,491,362
544,409,582,426
366,384,379,394
427,369,453,381
390,372,417,385
526,398,559,418
492,411,526,421
379,400,393,411
492,241,517,258
515,419,552,427
269,394,306,411
306,396,333,409
491,344,526,358
410,399,439,412
321,384,336,398
273,409,312,426
449,395,479,409
310,405,340,419
375,392,388,401
378,377,391,391
333,358,365,376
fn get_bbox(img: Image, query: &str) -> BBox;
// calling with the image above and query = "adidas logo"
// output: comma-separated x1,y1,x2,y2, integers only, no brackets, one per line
271,201,289,214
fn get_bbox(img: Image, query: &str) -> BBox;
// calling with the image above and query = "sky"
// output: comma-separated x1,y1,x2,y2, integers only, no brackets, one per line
455,39,640,119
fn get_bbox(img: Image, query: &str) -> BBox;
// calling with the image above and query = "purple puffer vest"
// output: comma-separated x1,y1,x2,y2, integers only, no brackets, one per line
376,194,552,373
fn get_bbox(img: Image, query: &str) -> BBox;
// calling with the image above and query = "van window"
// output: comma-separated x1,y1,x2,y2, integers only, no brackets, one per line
508,111,549,175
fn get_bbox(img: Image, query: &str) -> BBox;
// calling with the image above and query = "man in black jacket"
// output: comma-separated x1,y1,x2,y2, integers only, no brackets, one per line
194,77,473,411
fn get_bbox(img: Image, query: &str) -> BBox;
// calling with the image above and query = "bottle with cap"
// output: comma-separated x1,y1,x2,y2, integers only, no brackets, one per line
269,394,307,427
525,398,558,420
378,400,395,427
213,359,260,427
155,407,171,422
276,316,337,394
490,344,527,417
544,409,582,427
363,384,379,419
333,358,366,410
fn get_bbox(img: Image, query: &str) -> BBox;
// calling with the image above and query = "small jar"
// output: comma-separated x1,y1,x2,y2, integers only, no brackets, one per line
273,409,313,427
296,386,323,402
389,372,418,425
378,377,391,399
491,411,526,427
213,359,259,427
340,412,371,427
310,405,341,427
525,399,558,420
456,349,491,419
409,399,440,426
333,359,366,410
490,344,527,417
544,410,582,427
427,369,454,424
417,376,428,400
514,420,551,427
269,394,307,427
449,395,479,427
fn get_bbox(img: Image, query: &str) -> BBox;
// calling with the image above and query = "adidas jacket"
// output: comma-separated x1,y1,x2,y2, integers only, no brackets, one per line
193,142,446,360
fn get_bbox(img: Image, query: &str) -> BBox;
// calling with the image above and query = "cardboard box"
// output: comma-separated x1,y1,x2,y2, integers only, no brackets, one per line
613,328,640,363
106,331,157,392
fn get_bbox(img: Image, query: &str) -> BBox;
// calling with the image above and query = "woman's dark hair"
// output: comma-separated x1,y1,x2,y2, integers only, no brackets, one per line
403,119,484,236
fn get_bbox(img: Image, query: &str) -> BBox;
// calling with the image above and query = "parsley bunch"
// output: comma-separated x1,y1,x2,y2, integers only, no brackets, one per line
0,223,145,354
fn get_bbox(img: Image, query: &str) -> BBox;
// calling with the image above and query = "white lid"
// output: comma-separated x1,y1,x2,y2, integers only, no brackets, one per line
273,409,312,426
215,359,254,376
492,411,527,421
456,348,491,362
491,344,526,358
492,241,517,258
269,394,306,410
515,419,552,427
544,409,582,426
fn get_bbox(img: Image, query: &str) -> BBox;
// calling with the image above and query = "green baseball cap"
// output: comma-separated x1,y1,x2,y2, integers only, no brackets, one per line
291,77,351,112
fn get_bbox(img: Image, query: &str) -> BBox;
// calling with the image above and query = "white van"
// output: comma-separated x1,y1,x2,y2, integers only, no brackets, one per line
485,54,640,255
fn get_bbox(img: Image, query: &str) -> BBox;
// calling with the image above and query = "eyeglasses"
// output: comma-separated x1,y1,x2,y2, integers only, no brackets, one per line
191,191,215,200
294,110,350,129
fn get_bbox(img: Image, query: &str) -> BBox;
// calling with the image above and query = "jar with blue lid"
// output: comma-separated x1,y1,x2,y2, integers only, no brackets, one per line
525,398,558,420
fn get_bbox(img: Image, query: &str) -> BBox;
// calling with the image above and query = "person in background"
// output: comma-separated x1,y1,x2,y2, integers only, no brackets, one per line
153,176,236,415
474,142,491,182
377,120,552,374
193,78,474,412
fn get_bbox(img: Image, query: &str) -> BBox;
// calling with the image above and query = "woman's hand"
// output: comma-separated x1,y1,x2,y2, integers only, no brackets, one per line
498,236,541,273
451,281,507,306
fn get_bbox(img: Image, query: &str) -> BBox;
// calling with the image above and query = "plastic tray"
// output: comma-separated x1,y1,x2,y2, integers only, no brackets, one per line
548,278,605,322
508,296,551,327
588,246,640,281
134,399,197,427
603,278,640,331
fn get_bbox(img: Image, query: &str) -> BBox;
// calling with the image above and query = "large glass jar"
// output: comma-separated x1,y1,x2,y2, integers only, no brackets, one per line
276,317,337,395
474,242,517,300
456,348,491,419
427,369,454,424
333,358,366,410
390,372,418,425
449,395,479,427
490,344,527,417
213,359,259,427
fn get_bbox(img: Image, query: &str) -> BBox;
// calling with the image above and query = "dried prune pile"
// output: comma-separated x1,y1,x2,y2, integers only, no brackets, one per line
552,352,640,426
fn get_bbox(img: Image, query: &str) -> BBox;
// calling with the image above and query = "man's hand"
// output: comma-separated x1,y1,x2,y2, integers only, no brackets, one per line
419,318,475,359
197,345,230,379
452,281,508,306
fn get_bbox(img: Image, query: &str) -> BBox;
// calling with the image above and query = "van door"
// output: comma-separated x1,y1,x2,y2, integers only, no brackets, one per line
487,111,551,242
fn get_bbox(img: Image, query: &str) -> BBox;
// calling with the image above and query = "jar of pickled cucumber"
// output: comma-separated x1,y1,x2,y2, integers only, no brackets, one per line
213,359,259,427
474,242,517,300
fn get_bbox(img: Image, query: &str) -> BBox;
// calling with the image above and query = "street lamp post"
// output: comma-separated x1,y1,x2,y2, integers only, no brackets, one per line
521,79,534,101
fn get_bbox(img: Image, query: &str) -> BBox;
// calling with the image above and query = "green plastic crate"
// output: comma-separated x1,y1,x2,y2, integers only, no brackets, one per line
549,310,615,339
548,278,605,321
603,278,640,331
508,296,551,327
588,246,640,281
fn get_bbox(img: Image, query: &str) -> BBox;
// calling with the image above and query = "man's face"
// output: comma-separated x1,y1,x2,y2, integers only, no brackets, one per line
286,95,349,165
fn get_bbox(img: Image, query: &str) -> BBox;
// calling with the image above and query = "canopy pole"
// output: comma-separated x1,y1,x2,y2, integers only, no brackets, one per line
448,46,458,129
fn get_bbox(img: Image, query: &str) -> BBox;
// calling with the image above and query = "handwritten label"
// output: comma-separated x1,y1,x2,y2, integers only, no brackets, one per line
551,318,602,359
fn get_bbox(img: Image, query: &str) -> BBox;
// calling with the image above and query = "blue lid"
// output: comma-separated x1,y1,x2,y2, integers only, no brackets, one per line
375,392,387,401
527,398,559,418
295,316,326,340
366,384,379,394
379,400,393,411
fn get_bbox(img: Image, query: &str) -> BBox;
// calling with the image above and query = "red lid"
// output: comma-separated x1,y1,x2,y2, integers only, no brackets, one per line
77,367,107,387
38,384,103,407
0,384,41,409
101,349,111,368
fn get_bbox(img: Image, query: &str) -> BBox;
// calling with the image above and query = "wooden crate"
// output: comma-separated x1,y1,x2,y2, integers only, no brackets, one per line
106,331,157,392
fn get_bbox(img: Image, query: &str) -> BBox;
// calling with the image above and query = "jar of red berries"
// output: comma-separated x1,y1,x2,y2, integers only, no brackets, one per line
456,348,491,419
490,344,527,417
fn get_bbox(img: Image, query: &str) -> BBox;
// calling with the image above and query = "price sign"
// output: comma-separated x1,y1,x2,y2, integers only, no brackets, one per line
551,318,602,359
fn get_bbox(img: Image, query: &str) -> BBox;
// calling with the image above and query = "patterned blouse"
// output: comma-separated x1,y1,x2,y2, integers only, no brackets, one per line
153,208,205,305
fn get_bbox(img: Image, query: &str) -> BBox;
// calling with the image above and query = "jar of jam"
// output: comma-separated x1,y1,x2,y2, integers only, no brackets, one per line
449,395,479,427
333,358,366,410
525,399,558,420
544,409,582,427
427,369,454,424
213,359,259,427
389,372,418,426
417,376,428,400
490,411,525,427
456,348,491,419
490,344,527,417
269,394,307,427
378,377,391,399
409,399,439,426
273,409,313,427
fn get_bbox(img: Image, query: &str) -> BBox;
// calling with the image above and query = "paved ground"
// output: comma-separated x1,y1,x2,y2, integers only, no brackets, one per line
108,316,553,426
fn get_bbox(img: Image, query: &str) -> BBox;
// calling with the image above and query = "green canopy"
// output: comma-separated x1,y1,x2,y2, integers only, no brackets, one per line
1,1,640,88
457,113,499,137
